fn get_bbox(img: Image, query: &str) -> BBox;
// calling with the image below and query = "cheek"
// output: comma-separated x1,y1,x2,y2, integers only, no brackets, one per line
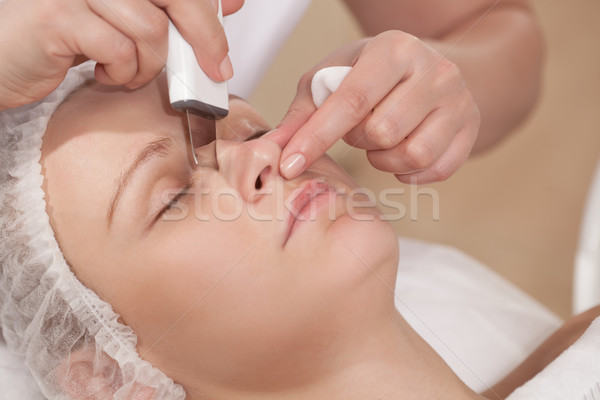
207,190,245,220
128,225,292,379
119,216,258,327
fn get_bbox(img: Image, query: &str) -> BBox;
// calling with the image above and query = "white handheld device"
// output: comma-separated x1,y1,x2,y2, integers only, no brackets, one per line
166,0,229,120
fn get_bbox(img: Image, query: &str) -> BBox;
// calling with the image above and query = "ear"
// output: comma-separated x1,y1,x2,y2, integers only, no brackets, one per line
59,346,154,400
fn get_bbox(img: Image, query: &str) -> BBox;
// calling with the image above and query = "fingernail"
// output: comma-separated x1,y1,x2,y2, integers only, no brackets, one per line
280,153,306,179
219,56,233,81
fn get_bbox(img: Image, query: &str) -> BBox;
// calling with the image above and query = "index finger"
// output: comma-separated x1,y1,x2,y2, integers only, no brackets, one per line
155,0,233,81
279,46,408,179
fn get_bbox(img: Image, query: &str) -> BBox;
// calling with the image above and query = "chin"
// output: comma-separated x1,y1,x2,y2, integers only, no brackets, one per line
332,212,398,263
315,211,399,307
306,214,400,335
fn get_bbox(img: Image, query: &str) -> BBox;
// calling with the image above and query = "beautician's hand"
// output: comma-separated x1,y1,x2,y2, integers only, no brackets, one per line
273,31,481,184
0,0,243,110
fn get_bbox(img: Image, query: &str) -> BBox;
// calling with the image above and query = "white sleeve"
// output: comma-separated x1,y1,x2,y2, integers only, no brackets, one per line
223,0,312,98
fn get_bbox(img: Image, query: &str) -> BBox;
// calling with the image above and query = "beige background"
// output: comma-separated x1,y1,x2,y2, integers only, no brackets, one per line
248,1,600,318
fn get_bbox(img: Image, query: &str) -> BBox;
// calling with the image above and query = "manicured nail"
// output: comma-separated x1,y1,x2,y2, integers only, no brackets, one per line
280,153,306,179
219,56,233,81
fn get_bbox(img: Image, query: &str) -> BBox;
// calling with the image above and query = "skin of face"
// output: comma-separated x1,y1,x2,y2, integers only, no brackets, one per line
40,74,399,396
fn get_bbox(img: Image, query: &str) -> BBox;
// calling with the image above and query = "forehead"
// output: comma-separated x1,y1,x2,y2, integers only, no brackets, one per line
42,82,183,199
40,75,273,211
40,74,274,207
49,76,183,141
44,75,270,153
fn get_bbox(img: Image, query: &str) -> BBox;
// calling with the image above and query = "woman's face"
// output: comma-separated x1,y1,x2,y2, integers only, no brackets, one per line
41,75,399,392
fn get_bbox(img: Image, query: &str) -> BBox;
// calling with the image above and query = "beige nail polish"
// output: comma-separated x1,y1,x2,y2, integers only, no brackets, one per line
280,153,306,179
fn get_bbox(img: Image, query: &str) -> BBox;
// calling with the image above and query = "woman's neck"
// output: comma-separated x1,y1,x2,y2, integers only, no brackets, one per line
183,311,485,400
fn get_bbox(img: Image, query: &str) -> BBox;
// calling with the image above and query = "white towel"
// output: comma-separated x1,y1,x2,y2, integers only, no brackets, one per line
507,316,600,399
311,66,352,107
395,238,560,392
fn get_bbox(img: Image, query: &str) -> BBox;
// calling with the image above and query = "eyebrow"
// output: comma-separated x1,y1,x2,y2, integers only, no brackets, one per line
107,137,174,229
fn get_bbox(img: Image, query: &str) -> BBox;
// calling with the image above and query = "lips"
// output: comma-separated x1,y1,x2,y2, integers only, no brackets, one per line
283,180,337,245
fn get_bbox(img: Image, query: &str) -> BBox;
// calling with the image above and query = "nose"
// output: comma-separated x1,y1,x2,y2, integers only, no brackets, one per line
214,138,281,202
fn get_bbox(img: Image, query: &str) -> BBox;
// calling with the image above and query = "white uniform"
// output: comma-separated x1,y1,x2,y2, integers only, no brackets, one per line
224,0,313,97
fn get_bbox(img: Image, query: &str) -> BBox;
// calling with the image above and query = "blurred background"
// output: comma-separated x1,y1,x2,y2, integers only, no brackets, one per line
248,0,600,318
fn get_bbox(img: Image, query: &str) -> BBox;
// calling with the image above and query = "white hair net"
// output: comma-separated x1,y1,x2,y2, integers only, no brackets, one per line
0,62,186,400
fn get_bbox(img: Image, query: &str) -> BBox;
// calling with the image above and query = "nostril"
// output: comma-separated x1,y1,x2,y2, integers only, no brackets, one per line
255,166,271,190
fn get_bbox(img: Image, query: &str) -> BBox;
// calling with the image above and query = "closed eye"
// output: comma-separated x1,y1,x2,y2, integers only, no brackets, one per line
155,181,193,223
151,128,268,226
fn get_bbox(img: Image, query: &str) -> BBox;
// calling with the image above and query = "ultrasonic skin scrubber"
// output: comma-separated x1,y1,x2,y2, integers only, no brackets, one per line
166,0,229,163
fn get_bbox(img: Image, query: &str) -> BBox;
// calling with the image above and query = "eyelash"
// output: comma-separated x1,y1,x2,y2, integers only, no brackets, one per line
157,182,192,220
